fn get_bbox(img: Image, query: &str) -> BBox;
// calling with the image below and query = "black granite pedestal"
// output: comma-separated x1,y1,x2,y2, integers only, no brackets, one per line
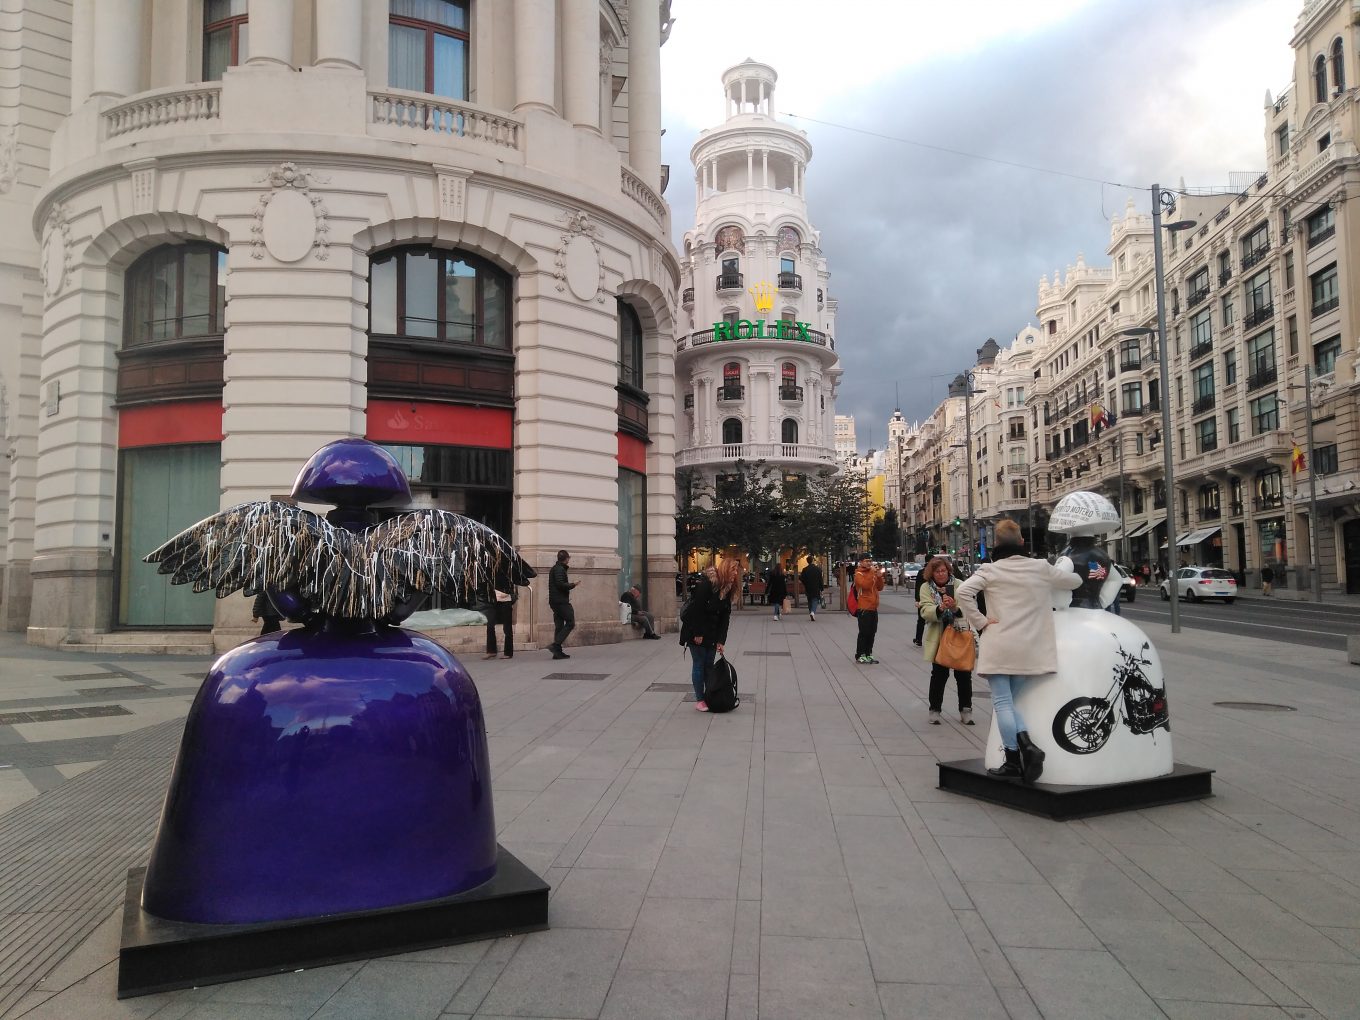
118,845,549,998
937,759,1213,820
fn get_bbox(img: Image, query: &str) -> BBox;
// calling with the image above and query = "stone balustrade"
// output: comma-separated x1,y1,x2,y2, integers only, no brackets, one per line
369,90,522,151
103,84,222,140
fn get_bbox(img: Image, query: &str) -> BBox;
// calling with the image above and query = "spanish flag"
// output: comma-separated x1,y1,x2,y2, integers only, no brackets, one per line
1090,401,1113,430
1291,443,1307,474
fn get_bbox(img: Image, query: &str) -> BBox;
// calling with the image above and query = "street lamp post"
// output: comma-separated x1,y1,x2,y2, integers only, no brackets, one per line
952,369,986,564
1288,366,1324,602
1119,183,1195,634
1114,430,1127,566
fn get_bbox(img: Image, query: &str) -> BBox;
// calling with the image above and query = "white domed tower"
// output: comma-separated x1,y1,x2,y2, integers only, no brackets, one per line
676,60,841,497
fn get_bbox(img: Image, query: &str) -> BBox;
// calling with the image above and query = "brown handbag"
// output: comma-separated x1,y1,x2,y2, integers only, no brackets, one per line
934,624,976,672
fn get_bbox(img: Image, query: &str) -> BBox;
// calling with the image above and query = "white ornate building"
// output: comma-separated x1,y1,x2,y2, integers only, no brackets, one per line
674,61,840,503
0,0,681,650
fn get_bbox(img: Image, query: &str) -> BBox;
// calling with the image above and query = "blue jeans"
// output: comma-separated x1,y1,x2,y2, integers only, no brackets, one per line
772,599,782,620
807,595,821,616
987,674,1028,750
688,643,715,701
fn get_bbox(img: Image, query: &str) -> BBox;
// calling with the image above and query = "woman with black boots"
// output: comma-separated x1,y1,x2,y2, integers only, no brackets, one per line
955,520,1082,783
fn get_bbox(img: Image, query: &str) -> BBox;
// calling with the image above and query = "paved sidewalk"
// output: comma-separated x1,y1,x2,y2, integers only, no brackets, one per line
1,588,1358,1019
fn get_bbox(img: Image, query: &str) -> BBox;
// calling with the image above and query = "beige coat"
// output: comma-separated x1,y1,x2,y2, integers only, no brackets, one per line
955,555,1082,677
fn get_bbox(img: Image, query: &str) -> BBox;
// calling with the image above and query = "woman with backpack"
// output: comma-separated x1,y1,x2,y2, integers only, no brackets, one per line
679,560,739,712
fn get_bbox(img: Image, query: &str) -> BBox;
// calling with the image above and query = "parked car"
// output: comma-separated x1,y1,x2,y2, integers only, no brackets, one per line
1159,566,1237,603
1114,564,1137,603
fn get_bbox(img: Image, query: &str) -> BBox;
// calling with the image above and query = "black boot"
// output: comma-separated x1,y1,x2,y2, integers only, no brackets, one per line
1015,731,1045,784
986,747,1023,779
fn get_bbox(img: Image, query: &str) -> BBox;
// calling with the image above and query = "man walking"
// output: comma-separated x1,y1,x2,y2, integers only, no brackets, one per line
799,559,824,621
548,549,577,659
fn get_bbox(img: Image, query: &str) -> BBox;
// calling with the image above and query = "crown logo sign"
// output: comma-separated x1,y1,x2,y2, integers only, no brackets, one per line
749,281,775,313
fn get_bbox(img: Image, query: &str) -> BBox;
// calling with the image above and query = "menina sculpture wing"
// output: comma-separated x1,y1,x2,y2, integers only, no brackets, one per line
362,510,519,616
143,501,342,602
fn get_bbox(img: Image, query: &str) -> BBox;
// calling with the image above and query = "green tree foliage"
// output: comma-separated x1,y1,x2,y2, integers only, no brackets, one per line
703,460,781,566
675,470,710,567
869,506,900,561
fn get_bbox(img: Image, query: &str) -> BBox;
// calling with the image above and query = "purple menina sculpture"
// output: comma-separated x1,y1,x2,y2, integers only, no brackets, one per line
140,439,508,924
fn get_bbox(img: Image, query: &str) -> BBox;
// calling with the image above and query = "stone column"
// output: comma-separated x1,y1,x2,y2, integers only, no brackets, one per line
761,149,769,189
563,0,600,131
315,0,363,69
70,0,95,106
599,40,615,131
746,149,753,189
246,0,294,68
514,0,556,113
91,0,145,98
627,0,662,188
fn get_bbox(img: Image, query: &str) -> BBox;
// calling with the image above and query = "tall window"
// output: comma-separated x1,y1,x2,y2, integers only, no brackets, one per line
1245,269,1272,320
722,418,743,444
1311,263,1339,316
124,244,227,346
1224,347,1237,385
370,247,510,347
1189,309,1212,355
781,419,798,444
1333,38,1346,93
1120,381,1142,415
1195,417,1217,453
1192,362,1215,407
1227,407,1240,444
203,0,247,81
1315,54,1329,103
1247,329,1276,378
1306,205,1335,247
1119,338,1141,371
388,0,469,99
1314,335,1341,375
1249,393,1279,435
617,300,643,390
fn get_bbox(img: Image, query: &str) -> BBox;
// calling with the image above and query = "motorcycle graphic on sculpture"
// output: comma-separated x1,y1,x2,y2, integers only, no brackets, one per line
982,491,1175,786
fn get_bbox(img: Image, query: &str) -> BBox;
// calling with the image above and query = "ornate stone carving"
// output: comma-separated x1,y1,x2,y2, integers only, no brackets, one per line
40,203,72,298
127,159,157,214
0,126,17,194
250,162,331,263
553,210,606,303
435,165,471,221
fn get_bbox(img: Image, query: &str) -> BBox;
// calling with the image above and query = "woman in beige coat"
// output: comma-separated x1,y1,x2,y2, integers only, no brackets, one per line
918,556,972,725
955,520,1082,782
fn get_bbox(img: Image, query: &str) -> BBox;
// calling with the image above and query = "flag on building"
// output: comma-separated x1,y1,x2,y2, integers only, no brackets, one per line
1090,401,1113,430
1291,443,1307,474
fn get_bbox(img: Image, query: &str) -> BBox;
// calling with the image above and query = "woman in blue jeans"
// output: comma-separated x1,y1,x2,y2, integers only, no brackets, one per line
955,520,1081,782
678,561,738,712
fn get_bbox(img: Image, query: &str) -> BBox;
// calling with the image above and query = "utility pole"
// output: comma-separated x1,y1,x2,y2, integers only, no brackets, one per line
1303,365,1322,602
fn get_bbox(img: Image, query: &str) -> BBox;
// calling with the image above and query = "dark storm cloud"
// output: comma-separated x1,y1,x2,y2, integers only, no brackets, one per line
661,0,1293,450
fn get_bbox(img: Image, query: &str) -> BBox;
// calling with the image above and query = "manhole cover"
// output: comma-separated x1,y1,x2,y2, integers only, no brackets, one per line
1213,701,1296,712
743,651,791,657
542,672,611,681
647,683,693,693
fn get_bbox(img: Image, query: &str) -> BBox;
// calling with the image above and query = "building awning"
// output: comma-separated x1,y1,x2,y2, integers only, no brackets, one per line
1177,525,1224,546
1124,514,1166,540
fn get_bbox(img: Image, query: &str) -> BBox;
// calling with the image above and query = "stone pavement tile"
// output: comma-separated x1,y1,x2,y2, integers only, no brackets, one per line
497,839,564,877
638,748,697,770
815,748,884,787
548,867,651,929
758,936,883,1020
1319,926,1360,955
572,823,668,870
876,981,1009,1019
965,881,1103,950
935,836,1046,885
725,971,758,1020
0,770,40,814
208,961,365,1007
619,896,735,972
557,748,633,780
1157,1003,1313,1019
648,844,739,899
601,769,688,827
760,870,862,939
1080,810,1188,846
32,906,123,994
1231,868,1360,927
825,784,900,817
438,936,521,1016
1304,850,1360,886
1177,890,1355,963
490,788,538,828
881,756,956,803
180,1005,314,1020
496,778,611,844
492,745,585,791
391,940,493,965
730,899,760,975
1120,842,1257,895
1230,812,1357,853
476,928,626,1019
1261,960,1360,1019
310,960,472,1019
1004,947,1166,1020
596,967,728,1020
992,985,1043,1020
856,901,987,985
1085,917,1275,1005
914,800,1005,838
18,961,212,1020
1049,865,1183,923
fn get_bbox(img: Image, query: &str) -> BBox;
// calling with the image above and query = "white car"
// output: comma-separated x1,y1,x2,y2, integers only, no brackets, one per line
1114,564,1137,603
1159,566,1237,603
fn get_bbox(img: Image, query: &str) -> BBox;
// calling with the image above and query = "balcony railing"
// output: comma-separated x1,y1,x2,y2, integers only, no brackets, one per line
681,287,694,306
1192,394,1216,415
777,272,802,291
1197,438,1218,453
1143,398,1161,415
104,83,222,139
1246,365,1277,392
1307,223,1336,248
716,273,744,291
717,384,745,402
1197,506,1222,521
1187,286,1211,308
1188,340,1213,362
620,165,667,226
1312,295,1339,316
1120,356,1142,371
1241,243,1270,272
1218,268,1233,286
676,326,833,351
778,385,804,401
675,442,837,468
369,90,522,150
1243,303,1274,329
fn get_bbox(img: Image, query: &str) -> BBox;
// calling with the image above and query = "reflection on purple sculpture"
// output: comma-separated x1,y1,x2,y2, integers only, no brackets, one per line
140,439,522,924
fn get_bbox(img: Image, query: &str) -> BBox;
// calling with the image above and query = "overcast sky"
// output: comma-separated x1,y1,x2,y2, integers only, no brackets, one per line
659,0,1299,453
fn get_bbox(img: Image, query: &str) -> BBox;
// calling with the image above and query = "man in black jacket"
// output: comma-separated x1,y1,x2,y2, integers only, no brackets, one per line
799,560,824,621
547,549,577,659
913,564,928,646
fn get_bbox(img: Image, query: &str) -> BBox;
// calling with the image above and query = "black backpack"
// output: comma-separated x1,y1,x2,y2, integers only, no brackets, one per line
703,654,740,713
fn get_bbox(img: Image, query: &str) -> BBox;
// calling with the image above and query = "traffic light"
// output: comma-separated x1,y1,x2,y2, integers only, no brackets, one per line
952,517,962,528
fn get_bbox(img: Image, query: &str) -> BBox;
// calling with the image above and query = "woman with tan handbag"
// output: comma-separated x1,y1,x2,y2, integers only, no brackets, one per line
919,556,974,725
955,520,1082,782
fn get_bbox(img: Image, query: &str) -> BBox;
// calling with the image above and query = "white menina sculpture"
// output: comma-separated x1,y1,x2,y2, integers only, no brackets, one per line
982,491,1173,785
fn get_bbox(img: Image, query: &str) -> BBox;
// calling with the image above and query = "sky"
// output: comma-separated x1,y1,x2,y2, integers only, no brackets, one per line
659,0,1300,453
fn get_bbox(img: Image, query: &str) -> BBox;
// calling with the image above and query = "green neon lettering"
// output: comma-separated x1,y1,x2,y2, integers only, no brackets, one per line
754,319,768,338
737,319,753,339
796,322,811,342
774,319,788,339
712,322,732,341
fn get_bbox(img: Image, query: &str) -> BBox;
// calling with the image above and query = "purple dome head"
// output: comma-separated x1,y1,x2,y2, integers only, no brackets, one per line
291,438,412,509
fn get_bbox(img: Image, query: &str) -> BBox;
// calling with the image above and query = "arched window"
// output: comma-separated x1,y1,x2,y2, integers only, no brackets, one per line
781,418,798,444
722,418,743,444
388,0,469,99
777,225,801,251
723,362,741,384
203,0,247,81
1315,54,1328,103
369,247,511,348
618,299,643,390
1333,38,1346,93
124,244,227,347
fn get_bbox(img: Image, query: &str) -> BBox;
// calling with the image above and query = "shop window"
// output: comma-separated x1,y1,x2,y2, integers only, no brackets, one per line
117,444,221,627
203,0,247,81
388,0,469,99
124,244,227,347
369,247,510,347
618,468,646,599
